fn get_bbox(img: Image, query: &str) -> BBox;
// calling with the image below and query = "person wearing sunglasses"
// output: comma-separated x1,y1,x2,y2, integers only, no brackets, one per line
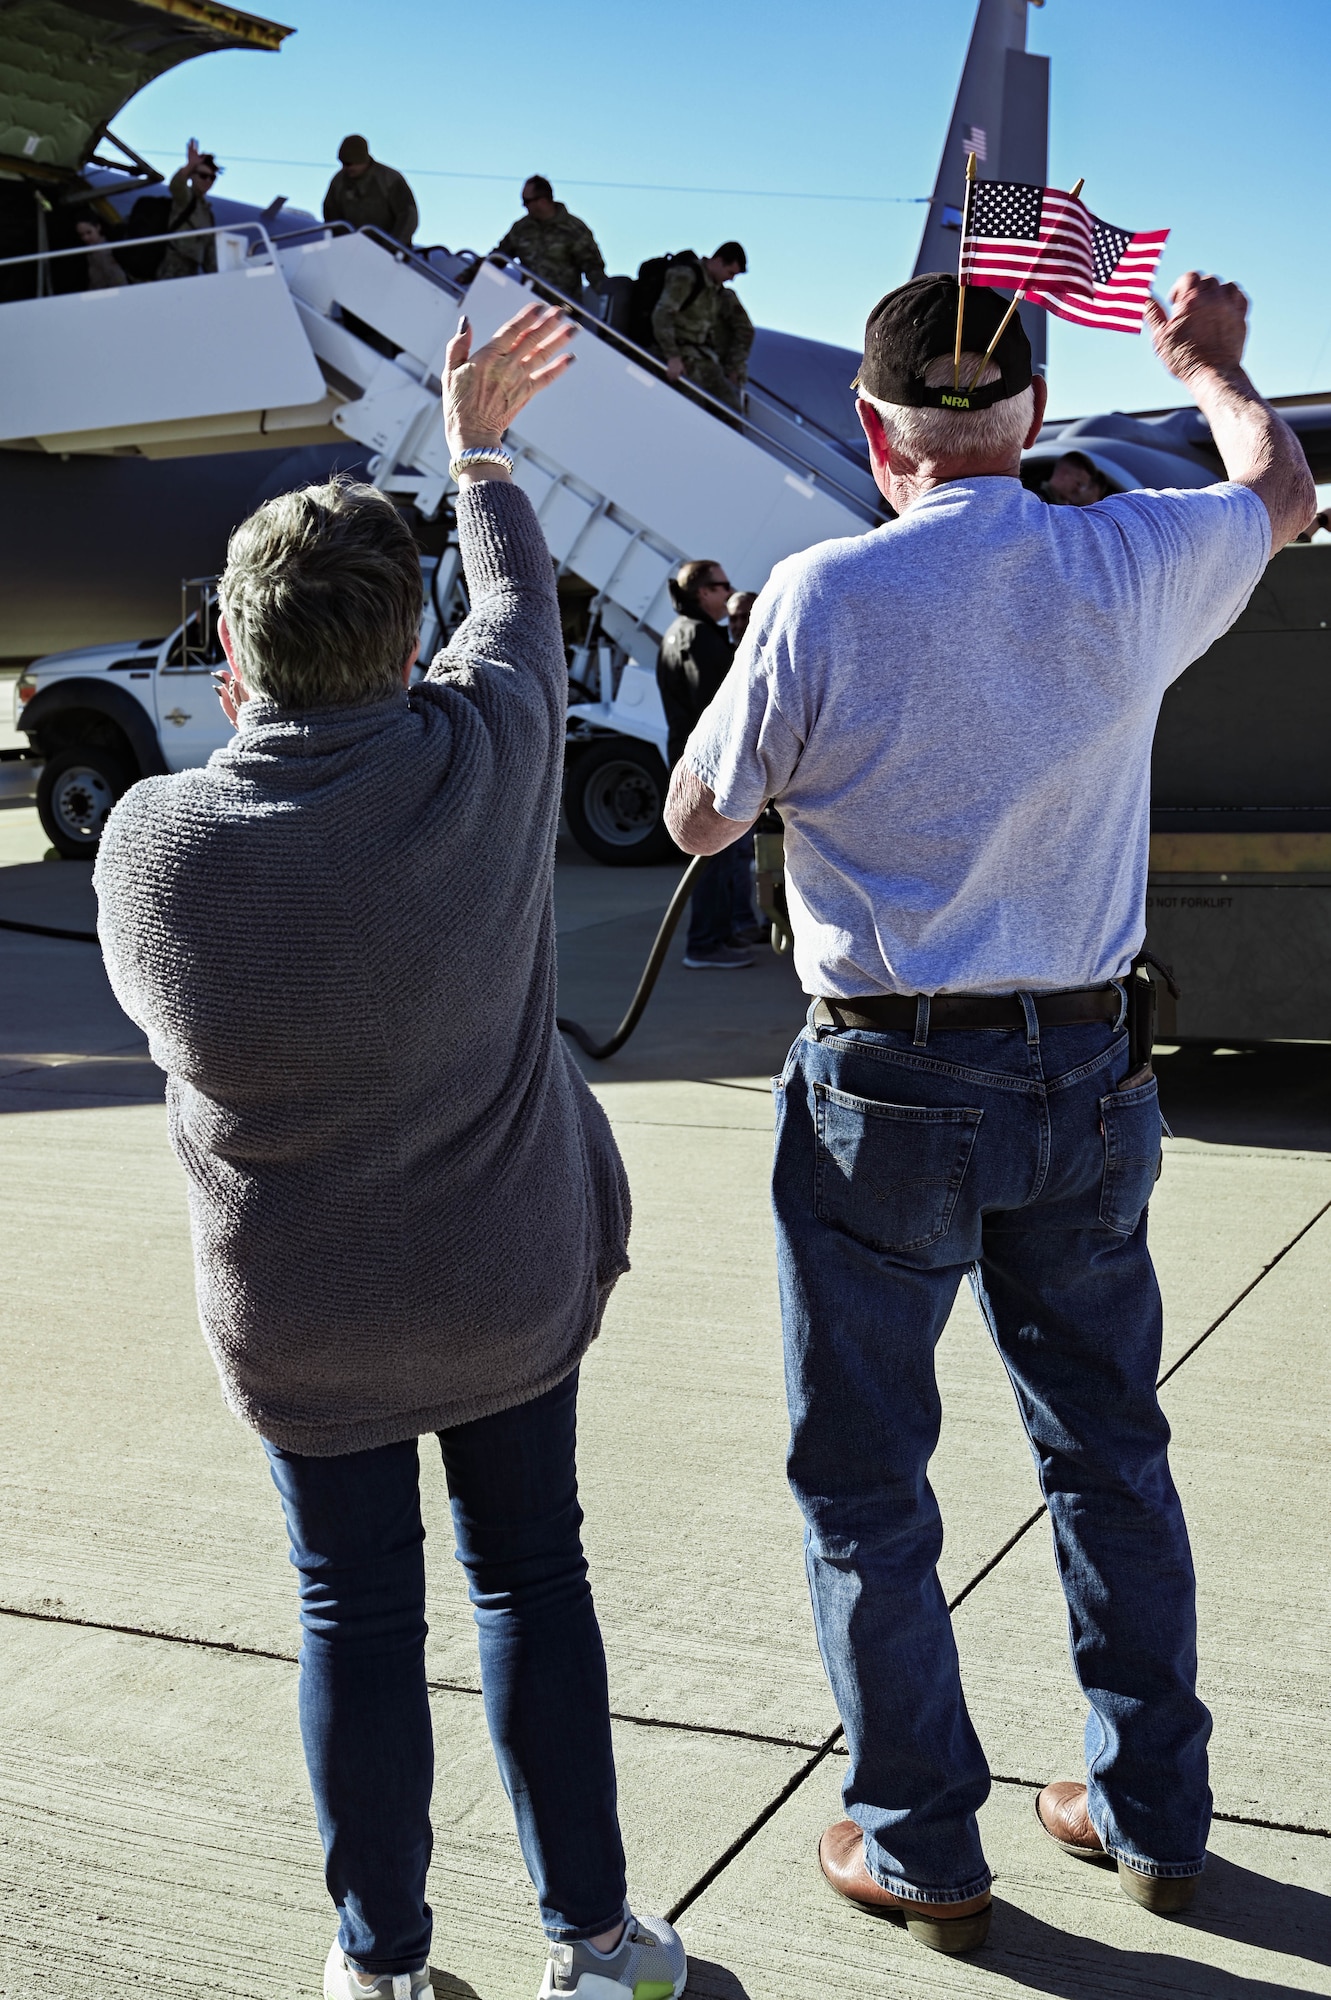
158,139,222,281
656,560,763,968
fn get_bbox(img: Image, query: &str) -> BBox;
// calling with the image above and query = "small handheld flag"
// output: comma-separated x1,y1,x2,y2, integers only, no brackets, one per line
1025,216,1170,333
961,179,1095,300
958,176,1168,337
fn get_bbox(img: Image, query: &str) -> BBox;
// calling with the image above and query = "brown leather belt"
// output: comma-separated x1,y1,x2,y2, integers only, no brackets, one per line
815,985,1122,1034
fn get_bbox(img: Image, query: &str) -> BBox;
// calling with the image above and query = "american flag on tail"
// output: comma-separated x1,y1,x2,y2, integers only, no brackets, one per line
960,178,1168,333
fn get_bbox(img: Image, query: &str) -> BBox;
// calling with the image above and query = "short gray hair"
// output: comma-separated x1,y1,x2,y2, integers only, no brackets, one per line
220,477,422,709
861,352,1035,464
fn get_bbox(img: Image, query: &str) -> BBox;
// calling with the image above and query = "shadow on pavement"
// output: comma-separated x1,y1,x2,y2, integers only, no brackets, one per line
429,1971,482,1999
682,1866,1331,1999
556,900,807,1087
0,861,164,1113
1156,1044,1331,1153
975,1894,1325,1998
5,846,1330,1137
1180,1852,1331,1970
683,1961,754,1998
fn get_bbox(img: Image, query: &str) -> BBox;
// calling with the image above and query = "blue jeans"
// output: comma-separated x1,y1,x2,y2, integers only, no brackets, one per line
772,1001,1210,1904
686,836,757,954
263,1370,626,1977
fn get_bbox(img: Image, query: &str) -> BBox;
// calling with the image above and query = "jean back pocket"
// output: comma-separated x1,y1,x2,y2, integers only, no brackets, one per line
813,1083,983,1254
1099,1077,1163,1234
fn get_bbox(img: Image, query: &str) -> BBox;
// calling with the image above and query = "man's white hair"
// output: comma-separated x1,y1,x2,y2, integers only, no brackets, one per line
861,352,1035,464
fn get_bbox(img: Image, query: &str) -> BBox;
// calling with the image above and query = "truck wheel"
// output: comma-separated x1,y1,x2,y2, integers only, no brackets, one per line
37,745,134,858
564,738,676,866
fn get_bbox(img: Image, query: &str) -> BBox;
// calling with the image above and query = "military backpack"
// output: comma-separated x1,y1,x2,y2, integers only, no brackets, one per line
115,194,176,282
627,250,705,351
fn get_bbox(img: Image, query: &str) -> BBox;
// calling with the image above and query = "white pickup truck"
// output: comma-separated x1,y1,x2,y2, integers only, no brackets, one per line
12,567,678,866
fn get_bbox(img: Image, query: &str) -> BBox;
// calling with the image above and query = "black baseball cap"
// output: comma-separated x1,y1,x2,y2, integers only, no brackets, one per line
853,272,1033,412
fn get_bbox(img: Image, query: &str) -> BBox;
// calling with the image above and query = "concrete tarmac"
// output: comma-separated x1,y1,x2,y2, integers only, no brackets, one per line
1,803,1328,1997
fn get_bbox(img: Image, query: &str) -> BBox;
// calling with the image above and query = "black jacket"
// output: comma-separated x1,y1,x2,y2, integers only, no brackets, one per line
656,613,734,770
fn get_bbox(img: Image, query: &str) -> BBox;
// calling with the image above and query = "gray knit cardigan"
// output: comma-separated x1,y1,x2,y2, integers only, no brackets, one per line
94,483,630,1455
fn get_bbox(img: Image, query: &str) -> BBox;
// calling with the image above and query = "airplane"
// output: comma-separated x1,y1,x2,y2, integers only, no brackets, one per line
4,0,1328,1049
4,0,1328,670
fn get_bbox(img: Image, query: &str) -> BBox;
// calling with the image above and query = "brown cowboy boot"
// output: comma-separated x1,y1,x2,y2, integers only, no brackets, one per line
1036,1782,1201,1914
818,1819,991,1954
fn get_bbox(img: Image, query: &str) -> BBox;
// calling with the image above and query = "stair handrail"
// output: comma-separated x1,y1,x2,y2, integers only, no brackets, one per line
470,255,884,519
276,225,884,520
0,217,279,277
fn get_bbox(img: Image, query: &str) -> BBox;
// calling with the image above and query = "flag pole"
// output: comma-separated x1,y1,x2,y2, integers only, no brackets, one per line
967,175,1085,390
953,150,978,390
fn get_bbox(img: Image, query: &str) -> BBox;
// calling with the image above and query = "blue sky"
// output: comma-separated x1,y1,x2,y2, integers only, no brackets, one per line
115,0,1331,421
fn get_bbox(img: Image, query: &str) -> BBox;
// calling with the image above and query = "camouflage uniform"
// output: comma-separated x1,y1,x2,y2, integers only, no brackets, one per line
715,283,754,388
494,203,605,299
651,262,745,413
157,167,216,280
323,161,419,246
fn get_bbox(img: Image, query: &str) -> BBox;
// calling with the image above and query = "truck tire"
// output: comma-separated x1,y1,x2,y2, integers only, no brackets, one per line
564,737,676,866
37,744,134,859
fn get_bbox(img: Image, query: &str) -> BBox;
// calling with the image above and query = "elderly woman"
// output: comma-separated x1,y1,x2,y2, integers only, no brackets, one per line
94,305,686,2000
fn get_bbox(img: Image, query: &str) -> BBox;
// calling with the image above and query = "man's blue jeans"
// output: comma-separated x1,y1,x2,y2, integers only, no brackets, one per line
772,1001,1210,1905
263,1369,626,1977
686,836,757,955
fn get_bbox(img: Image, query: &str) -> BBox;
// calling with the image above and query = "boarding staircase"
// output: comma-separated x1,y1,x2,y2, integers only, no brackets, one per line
0,221,883,742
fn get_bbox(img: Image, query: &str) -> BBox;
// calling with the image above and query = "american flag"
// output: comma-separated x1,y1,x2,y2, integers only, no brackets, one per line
960,180,1094,299
1025,214,1170,333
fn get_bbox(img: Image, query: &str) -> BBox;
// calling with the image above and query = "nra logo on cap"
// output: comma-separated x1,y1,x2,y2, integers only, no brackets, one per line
940,392,972,408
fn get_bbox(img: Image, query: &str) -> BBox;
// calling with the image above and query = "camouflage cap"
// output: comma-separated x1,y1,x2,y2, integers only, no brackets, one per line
853,272,1032,412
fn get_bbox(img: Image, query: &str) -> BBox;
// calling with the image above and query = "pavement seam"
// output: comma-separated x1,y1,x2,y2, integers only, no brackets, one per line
981,1773,1331,1841
665,1722,846,1925
1155,1194,1331,1390
0,1603,827,1756
3,1195,1325,1931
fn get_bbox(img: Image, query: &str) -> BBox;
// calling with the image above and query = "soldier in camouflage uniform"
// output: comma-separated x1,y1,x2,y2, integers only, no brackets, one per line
493,177,606,300
716,280,755,395
157,142,219,280
323,135,419,248
650,241,749,412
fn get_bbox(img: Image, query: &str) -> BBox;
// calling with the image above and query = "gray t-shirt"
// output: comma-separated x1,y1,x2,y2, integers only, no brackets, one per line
684,476,1270,997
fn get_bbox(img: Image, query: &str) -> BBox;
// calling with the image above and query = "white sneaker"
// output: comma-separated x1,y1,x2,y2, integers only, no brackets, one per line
537,1910,686,1998
323,1940,432,1998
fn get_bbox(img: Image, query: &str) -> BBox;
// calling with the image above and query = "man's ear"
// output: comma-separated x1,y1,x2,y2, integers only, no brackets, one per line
857,395,888,471
402,638,420,688
1024,374,1049,450
858,395,910,488
218,611,246,698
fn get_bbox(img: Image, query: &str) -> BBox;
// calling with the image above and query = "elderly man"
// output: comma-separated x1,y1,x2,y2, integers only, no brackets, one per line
94,305,686,2000
323,134,418,247
666,270,1313,1953
494,176,606,300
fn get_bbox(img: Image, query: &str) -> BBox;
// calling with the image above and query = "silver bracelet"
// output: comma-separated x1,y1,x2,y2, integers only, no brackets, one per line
449,445,515,481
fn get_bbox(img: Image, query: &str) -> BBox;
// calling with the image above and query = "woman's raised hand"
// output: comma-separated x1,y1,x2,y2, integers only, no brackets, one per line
442,302,575,459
